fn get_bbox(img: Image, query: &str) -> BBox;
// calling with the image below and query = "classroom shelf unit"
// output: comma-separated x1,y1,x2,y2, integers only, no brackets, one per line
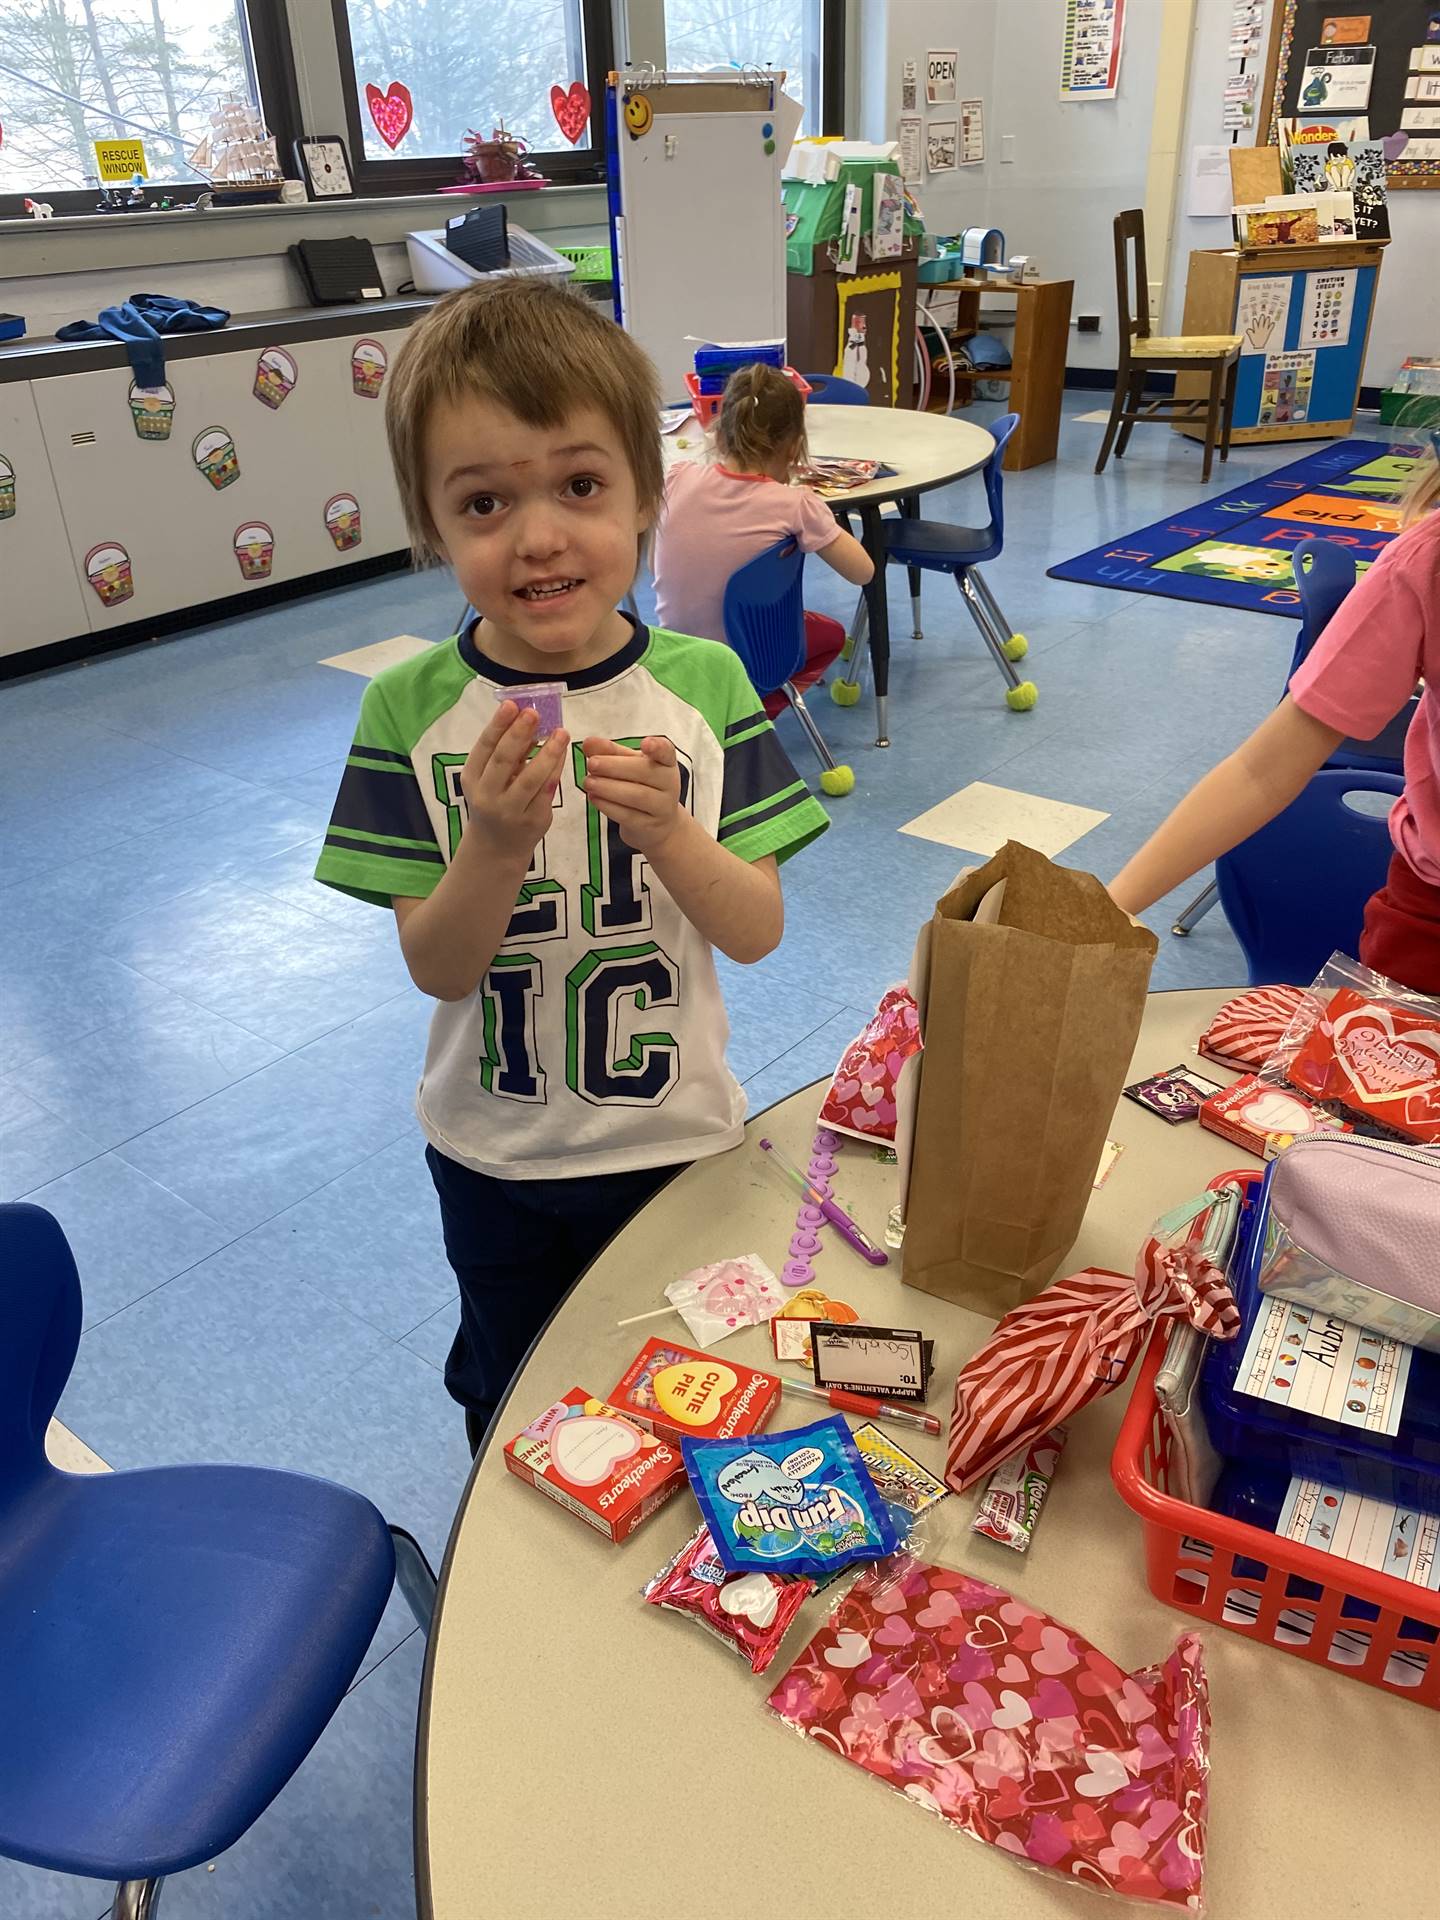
1174,242,1384,446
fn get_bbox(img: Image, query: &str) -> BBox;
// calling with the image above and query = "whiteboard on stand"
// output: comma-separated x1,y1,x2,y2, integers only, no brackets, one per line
609,70,804,401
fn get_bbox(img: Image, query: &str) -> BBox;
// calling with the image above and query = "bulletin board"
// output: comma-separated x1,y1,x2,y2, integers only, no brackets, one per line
1260,1,1440,186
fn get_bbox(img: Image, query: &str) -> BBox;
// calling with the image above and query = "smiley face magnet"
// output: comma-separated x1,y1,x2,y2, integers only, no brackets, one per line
623,91,653,139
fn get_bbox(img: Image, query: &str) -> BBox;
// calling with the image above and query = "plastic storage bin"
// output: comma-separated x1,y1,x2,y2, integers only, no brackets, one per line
1113,1171,1440,1707
1199,1183,1440,1510
404,225,574,294
683,367,811,428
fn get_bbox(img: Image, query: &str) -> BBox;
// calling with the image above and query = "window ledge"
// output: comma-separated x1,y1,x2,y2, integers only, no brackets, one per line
0,180,601,239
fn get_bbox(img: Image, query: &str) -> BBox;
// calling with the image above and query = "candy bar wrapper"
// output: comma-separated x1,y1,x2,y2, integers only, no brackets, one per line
641,1523,813,1673
768,1556,1209,1911
971,1426,1066,1553
818,983,922,1146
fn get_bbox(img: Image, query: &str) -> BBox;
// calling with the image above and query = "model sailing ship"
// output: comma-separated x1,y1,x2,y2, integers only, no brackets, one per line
188,98,285,204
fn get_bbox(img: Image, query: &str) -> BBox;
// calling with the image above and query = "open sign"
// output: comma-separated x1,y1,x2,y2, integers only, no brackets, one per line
927,50,958,104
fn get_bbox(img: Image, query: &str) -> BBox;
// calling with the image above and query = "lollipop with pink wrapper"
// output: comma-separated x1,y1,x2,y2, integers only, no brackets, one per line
662,1255,784,1345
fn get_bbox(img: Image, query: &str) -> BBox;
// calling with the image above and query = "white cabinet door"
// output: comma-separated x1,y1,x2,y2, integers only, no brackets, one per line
0,384,93,658
30,325,413,639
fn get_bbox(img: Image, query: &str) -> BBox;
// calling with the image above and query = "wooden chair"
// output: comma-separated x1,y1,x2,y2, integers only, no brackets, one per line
1095,210,1242,483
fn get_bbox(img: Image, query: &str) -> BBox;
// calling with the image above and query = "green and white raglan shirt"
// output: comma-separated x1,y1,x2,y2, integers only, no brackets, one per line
315,620,829,1180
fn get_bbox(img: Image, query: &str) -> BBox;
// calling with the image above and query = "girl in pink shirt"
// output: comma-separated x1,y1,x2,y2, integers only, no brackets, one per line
1111,453,1440,991
652,364,873,697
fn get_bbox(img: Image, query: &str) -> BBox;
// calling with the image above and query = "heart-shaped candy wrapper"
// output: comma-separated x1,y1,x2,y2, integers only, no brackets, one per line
819,984,922,1145
768,1556,1209,1911
642,1524,813,1673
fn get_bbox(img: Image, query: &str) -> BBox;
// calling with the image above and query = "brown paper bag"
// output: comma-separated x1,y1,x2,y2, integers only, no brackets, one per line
900,841,1158,1319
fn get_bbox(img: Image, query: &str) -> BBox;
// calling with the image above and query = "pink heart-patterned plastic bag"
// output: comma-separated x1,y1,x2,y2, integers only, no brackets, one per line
768,1556,1209,1911
819,985,922,1145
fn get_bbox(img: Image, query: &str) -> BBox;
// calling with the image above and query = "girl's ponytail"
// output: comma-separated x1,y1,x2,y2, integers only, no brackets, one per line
715,363,808,472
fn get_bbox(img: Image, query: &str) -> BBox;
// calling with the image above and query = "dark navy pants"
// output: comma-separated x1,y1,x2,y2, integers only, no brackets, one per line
425,1145,682,1450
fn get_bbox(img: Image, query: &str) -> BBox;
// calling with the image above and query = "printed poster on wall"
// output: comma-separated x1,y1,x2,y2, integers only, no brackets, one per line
898,114,923,183
1300,267,1356,349
1259,348,1317,427
1059,0,1126,101
927,49,957,105
960,98,985,164
902,57,917,113
1236,274,1293,355
1297,44,1376,111
926,120,958,173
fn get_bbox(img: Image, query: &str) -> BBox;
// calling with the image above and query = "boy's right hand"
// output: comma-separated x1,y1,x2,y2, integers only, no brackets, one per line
459,702,569,869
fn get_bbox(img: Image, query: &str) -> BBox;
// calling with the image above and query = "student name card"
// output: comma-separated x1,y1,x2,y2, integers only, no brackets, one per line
1235,1295,1411,1437
812,1324,932,1400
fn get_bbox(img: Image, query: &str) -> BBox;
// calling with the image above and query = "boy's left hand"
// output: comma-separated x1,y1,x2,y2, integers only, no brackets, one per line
582,735,685,858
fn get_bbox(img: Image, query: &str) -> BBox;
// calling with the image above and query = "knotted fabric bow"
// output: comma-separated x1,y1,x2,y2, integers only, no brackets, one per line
945,1234,1239,1494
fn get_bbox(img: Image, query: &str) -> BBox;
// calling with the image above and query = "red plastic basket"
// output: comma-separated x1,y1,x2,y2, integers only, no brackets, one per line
683,366,812,428
1113,1294,1440,1710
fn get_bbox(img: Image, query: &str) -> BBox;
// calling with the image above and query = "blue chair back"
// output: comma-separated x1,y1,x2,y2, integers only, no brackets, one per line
803,373,870,405
980,412,1020,547
722,538,806,698
0,1204,80,1506
1215,768,1403,985
1288,537,1357,677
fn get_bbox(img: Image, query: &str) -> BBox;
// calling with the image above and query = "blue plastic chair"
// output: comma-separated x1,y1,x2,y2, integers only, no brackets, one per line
0,1204,396,1917
1215,769,1404,985
722,538,854,796
1174,537,1417,936
869,412,1037,711
802,373,870,405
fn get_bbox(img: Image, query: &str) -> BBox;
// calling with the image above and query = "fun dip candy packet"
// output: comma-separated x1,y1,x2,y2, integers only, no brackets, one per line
682,1416,901,1579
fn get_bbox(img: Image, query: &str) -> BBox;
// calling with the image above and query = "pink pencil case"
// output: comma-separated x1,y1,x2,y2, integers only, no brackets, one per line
1256,1131,1440,1351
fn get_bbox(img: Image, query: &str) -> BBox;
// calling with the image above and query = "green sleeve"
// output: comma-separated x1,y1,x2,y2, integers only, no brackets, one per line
314,676,448,908
714,651,829,866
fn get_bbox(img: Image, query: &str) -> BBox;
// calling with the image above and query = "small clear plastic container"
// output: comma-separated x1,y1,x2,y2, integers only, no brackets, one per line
495,681,565,741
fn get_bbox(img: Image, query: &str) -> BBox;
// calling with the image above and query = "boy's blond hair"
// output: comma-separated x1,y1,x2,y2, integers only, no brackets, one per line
385,277,663,561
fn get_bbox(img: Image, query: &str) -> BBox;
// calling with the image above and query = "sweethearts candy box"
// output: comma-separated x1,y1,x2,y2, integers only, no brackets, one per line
606,1338,781,1447
503,1389,685,1543
1199,1074,1352,1161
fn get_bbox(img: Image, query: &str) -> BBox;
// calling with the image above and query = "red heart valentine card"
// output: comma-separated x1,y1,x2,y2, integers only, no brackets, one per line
365,80,413,150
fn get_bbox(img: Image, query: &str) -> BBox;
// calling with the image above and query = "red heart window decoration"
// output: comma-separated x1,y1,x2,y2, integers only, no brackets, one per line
551,81,590,145
365,81,414,151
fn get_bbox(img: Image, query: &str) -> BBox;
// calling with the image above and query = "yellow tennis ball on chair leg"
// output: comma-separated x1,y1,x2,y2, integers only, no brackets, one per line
830,679,861,707
1005,681,1039,712
1002,634,1029,661
820,765,856,797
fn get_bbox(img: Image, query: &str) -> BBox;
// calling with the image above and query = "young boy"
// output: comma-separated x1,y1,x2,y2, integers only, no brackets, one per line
315,280,829,1451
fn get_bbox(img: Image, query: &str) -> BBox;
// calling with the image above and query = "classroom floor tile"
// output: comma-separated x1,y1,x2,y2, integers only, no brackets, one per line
320,633,435,677
899,780,1109,858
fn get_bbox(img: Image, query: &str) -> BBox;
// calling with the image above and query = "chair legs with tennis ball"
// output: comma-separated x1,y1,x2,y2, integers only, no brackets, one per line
841,592,867,663
960,570,1038,710
784,681,854,797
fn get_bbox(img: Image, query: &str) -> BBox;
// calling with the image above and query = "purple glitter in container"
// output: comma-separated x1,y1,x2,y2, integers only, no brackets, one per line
496,681,566,741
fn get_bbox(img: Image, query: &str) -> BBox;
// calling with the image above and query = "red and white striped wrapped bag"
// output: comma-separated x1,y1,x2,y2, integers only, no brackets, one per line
1197,984,1324,1072
944,1233,1240,1494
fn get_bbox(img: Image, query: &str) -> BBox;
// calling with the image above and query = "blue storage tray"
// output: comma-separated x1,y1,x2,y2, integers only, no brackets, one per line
1200,1176,1440,1509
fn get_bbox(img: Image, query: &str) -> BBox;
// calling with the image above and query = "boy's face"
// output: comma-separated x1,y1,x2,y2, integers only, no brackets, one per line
424,394,648,674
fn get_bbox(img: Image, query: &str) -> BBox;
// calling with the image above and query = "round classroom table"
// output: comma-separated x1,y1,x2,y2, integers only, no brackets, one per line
416,986,1436,1920
665,406,995,748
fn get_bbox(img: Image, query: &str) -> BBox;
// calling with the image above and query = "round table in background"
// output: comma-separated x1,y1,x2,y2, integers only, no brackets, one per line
416,987,1434,1919
666,407,995,747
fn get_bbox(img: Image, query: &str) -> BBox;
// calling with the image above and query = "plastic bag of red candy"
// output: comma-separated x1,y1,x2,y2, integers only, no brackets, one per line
642,1523,813,1674
768,1555,1209,1911
1265,952,1440,1144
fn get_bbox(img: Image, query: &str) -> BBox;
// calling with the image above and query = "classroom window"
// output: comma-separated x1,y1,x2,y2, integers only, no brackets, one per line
330,0,612,191
663,0,840,134
0,0,269,200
